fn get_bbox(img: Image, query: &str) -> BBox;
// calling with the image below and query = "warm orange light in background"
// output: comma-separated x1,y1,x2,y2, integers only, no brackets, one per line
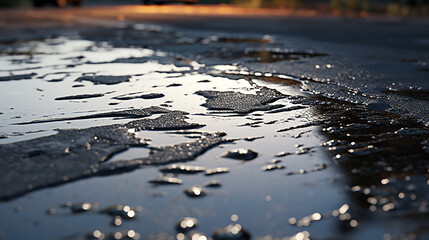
119,5,318,17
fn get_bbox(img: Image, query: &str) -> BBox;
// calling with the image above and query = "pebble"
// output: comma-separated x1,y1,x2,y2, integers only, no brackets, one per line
222,149,258,161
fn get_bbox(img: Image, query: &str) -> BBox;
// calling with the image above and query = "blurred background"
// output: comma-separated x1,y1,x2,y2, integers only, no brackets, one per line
0,0,429,16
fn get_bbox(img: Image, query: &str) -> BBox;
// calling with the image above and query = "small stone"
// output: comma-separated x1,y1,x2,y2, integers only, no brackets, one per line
222,149,258,161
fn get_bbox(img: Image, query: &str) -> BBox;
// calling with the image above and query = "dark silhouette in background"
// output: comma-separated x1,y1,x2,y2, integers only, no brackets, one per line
32,0,81,7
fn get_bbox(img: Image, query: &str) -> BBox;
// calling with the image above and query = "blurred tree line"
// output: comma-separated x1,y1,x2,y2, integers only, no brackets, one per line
329,0,429,15
0,0,30,7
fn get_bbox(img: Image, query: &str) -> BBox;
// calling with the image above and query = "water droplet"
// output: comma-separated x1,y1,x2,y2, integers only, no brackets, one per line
382,203,395,212
310,213,322,221
381,178,390,185
113,216,123,226
184,186,206,198
338,204,349,214
350,219,358,227
187,232,209,240
177,233,186,240
212,224,251,240
104,230,140,240
90,230,105,239
176,217,198,232
288,217,297,225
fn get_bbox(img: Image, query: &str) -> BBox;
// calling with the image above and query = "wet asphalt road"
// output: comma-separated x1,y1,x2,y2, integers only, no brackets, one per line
0,5,429,240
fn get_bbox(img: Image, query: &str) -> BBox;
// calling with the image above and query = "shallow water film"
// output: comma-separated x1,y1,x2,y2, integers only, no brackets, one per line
0,10,429,240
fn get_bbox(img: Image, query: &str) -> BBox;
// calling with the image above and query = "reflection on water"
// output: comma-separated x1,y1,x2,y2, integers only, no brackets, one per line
0,36,343,240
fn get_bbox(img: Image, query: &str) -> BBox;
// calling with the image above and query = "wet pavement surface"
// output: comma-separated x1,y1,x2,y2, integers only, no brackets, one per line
0,6,429,240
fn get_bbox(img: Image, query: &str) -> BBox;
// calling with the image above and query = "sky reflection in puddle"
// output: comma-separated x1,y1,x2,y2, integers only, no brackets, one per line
0,37,354,240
